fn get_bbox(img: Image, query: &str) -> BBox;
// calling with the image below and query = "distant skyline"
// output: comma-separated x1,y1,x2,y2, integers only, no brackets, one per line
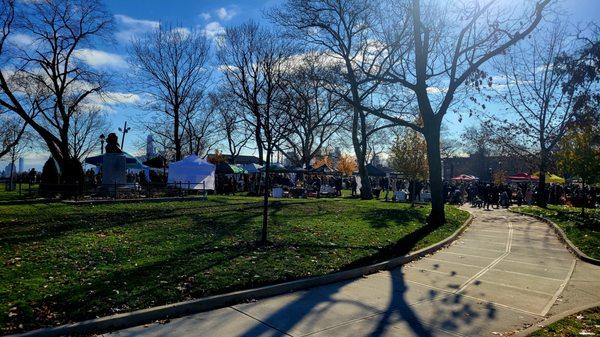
3,0,599,170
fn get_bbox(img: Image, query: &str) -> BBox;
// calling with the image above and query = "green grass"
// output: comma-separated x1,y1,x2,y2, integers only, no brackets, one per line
529,306,600,337
515,205,600,260
0,195,468,334
0,183,39,202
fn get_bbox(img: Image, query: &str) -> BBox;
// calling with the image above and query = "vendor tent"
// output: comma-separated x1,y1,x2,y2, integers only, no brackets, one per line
506,172,539,182
311,163,337,174
451,174,478,182
167,155,215,190
240,163,262,174
533,172,565,184
216,163,247,174
365,164,386,177
143,155,168,169
85,152,145,170
260,163,287,173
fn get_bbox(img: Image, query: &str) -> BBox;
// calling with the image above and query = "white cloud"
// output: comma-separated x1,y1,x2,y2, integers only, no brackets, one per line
7,33,35,48
200,12,211,21
216,6,237,21
202,21,225,40
114,14,159,30
83,91,143,113
102,91,142,105
171,27,191,40
73,49,128,69
426,86,447,94
114,14,160,43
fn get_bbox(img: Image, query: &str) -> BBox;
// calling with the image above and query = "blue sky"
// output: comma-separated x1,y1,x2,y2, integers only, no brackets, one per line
5,0,600,171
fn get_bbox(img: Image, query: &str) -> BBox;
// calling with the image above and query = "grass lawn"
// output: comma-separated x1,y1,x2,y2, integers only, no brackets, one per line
529,306,600,337
0,183,39,202
0,195,468,334
515,205,600,260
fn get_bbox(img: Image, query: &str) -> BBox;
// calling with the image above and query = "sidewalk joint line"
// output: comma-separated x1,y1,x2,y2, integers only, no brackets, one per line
540,259,577,316
230,306,295,336
456,222,513,294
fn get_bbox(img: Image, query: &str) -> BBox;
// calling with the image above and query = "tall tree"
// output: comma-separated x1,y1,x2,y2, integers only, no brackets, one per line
389,127,428,206
276,54,344,169
0,114,26,159
362,0,551,223
69,107,108,160
486,21,575,207
0,0,112,176
129,25,211,161
218,22,291,244
212,93,251,164
556,123,600,214
271,0,397,199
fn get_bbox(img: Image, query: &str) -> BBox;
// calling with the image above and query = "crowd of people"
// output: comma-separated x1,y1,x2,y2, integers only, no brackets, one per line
443,180,599,209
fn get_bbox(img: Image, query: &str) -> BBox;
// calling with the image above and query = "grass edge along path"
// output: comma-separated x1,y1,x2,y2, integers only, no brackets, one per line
527,306,600,337
0,197,468,334
515,205,600,260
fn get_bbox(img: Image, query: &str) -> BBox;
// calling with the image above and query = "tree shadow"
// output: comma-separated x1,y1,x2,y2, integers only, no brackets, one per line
231,263,498,337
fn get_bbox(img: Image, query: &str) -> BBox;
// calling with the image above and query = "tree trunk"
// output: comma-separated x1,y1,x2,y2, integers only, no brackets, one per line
174,109,182,161
356,154,372,199
424,122,445,226
255,125,264,165
536,155,547,208
8,157,15,192
351,107,372,199
411,179,416,208
261,146,271,245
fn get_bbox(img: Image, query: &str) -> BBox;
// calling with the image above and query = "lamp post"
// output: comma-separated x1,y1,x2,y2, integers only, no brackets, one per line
99,134,105,155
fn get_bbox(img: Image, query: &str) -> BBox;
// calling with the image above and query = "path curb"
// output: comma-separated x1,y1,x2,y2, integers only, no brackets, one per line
513,301,600,337
9,213,474,337
510,210,600,265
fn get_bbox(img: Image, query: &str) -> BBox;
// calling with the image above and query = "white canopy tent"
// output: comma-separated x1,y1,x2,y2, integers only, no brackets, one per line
167,155,215,190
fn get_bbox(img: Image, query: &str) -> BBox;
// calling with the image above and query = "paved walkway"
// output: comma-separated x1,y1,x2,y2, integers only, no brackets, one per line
106,207,600,337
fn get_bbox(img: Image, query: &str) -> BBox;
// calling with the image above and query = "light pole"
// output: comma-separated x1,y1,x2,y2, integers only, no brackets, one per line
99,134,105,155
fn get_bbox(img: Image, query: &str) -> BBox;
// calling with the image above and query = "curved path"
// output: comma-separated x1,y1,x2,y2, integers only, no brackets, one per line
106,207,600,337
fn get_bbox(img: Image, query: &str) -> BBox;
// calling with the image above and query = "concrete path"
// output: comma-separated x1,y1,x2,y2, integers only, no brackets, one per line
105,207,600,337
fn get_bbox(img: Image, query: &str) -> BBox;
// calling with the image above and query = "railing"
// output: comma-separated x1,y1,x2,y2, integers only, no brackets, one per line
0,179,207,201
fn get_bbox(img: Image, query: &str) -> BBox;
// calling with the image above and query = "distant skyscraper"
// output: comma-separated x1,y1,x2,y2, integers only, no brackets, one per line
146,134,156,159
3,163,16,178
18,157,24,173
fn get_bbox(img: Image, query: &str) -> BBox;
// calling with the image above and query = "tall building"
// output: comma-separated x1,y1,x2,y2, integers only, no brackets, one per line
2,163,16,178
18,157,24,173
146,134,156,159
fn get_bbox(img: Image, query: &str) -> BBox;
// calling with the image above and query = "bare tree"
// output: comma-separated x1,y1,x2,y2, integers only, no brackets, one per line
218,21,291,244
337,0,551,224
0,0,113,176
0,113,26,159
69,107,108,160
484,21,576,207
276,54,345,169
2,117,31,190
271,0,398,199
211,93,251,164
129,25,211,161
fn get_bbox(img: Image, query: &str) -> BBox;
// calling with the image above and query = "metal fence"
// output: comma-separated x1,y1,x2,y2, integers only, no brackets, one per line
1,179,207,201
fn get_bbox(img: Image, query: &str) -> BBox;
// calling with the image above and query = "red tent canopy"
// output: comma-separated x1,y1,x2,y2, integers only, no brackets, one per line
506,173,539,181
451,174,478,182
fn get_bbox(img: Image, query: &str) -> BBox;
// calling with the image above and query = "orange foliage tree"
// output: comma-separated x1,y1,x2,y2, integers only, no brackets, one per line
337,154,357,176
